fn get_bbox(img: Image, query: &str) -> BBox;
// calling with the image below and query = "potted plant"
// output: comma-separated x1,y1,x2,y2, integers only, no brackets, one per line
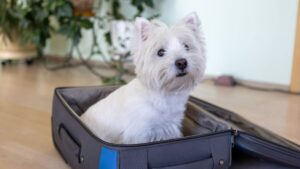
0,0,38,63
0,0,93,64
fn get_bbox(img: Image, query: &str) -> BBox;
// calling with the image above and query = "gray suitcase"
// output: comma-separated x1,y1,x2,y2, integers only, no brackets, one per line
51,86,300,169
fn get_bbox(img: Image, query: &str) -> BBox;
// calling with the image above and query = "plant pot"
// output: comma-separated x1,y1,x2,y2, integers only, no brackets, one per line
0,35,37,60
72,0,96,17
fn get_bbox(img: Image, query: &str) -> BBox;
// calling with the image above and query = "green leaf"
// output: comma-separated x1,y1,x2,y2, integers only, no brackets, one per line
101,76,126,85
55,3,72,18
148,13,160,20
58,24,72,35
144,0,154,8
35,10,49,22
19,19,30,28
112,0,125,20
79,19,93,29
105,32,112,45
131,0,143,6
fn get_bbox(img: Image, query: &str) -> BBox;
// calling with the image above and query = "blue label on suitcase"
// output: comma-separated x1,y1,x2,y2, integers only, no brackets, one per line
99,147,118,169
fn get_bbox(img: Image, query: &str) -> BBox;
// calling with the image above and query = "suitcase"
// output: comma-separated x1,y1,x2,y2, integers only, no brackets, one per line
51,85,300,169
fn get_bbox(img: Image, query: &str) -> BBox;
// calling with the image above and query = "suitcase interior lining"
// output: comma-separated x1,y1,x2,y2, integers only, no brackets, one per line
58,86,231,138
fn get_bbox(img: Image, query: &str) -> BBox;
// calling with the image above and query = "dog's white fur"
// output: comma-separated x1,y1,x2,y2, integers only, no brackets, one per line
81,12,206,144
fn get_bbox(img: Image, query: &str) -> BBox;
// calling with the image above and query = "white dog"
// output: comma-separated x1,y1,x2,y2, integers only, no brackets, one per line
81,12,206,144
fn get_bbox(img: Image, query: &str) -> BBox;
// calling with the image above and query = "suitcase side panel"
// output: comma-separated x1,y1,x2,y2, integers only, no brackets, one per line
119,132,232,169
52,91,104,169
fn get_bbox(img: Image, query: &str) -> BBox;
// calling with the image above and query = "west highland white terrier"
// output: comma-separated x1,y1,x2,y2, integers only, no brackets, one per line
81,12,206,144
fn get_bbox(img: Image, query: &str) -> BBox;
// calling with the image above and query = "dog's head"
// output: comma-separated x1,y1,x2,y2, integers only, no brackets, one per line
132,12,206,93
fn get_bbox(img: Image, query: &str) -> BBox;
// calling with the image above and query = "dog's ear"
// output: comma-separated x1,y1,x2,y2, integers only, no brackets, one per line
182,12,201,32
151,20,166,27
135,17,151,41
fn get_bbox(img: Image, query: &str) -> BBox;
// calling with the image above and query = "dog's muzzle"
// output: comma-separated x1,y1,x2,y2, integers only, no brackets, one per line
176,71,187,77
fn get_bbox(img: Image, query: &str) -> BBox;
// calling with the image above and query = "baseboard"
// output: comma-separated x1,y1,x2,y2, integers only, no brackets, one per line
235,78,289,91
205,74,290,92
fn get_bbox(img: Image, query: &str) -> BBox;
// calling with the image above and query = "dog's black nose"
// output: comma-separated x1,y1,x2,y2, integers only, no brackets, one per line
175,58,187,70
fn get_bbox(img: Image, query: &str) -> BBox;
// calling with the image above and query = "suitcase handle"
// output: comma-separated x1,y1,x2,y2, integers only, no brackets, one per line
152,157,213,169
58,124,84,164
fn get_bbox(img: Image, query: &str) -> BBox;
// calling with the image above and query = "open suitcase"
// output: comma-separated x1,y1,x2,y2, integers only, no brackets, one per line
51,86,300,169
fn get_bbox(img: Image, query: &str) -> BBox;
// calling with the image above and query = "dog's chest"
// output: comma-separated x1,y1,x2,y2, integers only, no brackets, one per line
151,93,186,111
142,94,187,124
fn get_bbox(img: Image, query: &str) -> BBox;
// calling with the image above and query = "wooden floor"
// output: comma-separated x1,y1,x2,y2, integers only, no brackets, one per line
0,62,299,169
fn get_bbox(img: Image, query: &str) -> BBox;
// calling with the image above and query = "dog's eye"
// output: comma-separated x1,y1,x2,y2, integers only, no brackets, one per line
157,49,165,57
184,43,189,51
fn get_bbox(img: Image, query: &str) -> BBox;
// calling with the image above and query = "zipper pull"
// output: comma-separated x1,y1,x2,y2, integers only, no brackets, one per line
231,129,239,147
233,129,239,136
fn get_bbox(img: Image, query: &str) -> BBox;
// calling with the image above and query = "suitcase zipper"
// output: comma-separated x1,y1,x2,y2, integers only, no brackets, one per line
231,129,239,148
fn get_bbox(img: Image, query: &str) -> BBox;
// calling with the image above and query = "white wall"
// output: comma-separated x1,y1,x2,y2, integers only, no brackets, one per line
158,0,298,85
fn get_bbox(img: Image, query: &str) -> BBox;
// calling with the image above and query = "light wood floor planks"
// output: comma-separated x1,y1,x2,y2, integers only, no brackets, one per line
0,62,299,169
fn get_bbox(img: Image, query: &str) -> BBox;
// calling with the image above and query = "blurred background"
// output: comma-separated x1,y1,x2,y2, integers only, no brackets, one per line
0,0,299,168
